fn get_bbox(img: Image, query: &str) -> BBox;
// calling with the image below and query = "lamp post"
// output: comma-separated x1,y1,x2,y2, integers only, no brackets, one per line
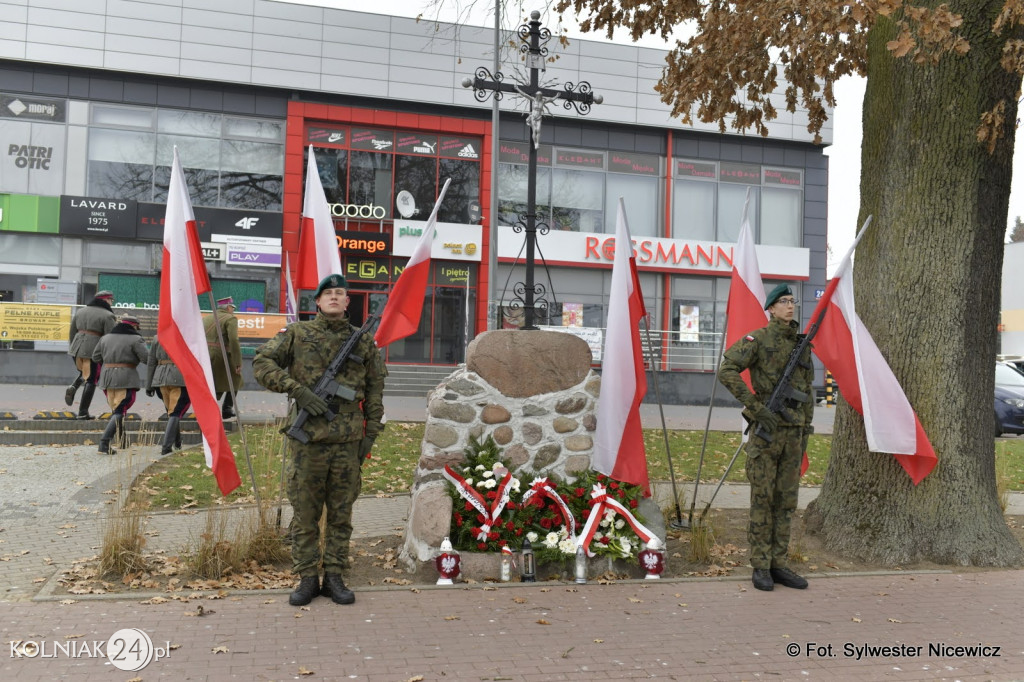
462,10,602,330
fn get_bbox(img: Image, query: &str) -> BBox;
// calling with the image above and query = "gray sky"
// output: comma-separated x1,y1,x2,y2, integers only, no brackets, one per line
284,0,1023,271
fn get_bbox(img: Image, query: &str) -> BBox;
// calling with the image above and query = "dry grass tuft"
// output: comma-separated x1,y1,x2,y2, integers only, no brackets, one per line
687,518,716,563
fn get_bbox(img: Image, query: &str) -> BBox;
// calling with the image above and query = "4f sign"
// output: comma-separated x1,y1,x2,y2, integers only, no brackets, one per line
236,216,260,230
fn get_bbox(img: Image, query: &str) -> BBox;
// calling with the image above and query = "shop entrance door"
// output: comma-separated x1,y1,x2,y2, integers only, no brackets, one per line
346,292,367,326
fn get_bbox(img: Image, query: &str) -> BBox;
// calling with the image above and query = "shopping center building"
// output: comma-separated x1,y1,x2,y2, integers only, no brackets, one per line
0,0,830,399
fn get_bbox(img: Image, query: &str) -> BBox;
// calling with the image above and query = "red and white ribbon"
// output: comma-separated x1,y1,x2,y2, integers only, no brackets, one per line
443,465,514,541
520,477,576,538
578,483,656,557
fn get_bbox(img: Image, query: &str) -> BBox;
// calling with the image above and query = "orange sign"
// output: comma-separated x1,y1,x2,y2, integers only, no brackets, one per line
235,313,289,339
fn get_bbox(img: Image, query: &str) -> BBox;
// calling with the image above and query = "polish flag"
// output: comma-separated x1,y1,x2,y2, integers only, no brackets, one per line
296,145,342,290
158,148,241,496
374,178,451,347
807,222,937,485
592,199,649,490
725,189,769,389
284,253,298,324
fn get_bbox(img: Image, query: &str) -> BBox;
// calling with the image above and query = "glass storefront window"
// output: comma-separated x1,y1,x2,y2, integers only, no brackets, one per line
395,155,438,220
349,151,393,217
157,110,221,137
438,158,481,224
761,187,802,247
672,179,715,240
718,184,758,244
550,169,603,232
225,116,284,142
312,147,349,203
607,173,659,237
0,233,60,265
91,105,153,129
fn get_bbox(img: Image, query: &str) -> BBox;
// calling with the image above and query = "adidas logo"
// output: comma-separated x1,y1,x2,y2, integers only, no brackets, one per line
458,144,478,158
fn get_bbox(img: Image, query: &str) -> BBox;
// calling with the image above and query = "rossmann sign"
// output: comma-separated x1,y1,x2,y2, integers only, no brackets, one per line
496,226,809,279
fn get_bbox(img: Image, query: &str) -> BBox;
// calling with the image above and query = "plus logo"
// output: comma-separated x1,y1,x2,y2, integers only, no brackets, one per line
235,216,260,230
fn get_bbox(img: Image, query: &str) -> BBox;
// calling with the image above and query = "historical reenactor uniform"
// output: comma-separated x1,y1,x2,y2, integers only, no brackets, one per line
718,284,814,592
203,296,242,419
92,315,149,455
253,274,387,607
65,290,117,419
145,335,190,456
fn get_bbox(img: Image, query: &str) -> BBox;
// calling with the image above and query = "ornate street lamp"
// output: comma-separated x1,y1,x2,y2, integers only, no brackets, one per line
462,10,602,330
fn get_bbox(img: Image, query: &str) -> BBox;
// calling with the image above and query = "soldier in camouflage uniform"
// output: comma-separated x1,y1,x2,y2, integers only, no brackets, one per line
65,290,117,419
203,296,242,419
719,284,814,592
253,274,386,606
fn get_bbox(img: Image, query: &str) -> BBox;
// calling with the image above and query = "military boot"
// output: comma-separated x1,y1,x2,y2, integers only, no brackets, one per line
160,416,179,456
321,573,355,605
770,567,808,589
288,576,321,606
174,419,183,450
76,383,96,420
64,375,84,406
115,414,129,449
751,568,774,591
98,414,119,455
221,393,235,420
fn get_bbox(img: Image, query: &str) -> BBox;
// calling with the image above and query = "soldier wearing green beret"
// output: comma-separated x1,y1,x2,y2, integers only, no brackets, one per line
719,283,814,592
253,274,387,607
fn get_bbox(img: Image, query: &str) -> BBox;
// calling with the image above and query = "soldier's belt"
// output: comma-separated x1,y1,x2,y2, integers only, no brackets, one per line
326,400,362,414
104,363,137,368
81,330,102,336
158,360,175,365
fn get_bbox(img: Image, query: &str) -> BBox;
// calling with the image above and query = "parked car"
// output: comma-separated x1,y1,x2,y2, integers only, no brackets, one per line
995,362,1024,437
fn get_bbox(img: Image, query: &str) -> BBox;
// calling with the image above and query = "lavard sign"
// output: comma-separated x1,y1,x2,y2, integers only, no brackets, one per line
496,226,809,279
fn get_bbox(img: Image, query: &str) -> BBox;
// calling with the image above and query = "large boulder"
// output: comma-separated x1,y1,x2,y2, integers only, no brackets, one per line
466,330,591,398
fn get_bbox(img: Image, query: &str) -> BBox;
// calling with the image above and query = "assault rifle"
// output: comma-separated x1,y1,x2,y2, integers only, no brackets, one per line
748,302,829,443
286,313,381,445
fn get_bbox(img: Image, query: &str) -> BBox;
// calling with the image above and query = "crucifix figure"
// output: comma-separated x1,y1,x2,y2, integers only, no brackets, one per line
462,10,602,329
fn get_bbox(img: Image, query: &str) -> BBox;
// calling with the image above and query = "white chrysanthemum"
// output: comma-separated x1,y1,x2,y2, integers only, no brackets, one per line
510,479,521,492
465,478,474,486
475,464,486,472
526,532,539,543
482,470,494,479
544,532,560,548
619,538,632,558
484,479,497,489
492,461,505,470
600,517,611,528
604,511,616,523
615,519,625,530
462,467,470,473
558,538,576,554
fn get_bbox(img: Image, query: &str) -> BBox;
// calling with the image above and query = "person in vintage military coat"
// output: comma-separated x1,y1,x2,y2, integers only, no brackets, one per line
65,290,117,418
203,296,242,419
145,335,190,456
253,274,386,607
718,284,814,592
92,314,149,455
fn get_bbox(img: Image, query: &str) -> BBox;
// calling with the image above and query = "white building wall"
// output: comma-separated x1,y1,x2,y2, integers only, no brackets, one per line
1,0,832,145
1003,241,1024,356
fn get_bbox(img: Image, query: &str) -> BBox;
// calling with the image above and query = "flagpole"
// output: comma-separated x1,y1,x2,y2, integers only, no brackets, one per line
641,314,684,527
684,325,729,529
208,295,261,508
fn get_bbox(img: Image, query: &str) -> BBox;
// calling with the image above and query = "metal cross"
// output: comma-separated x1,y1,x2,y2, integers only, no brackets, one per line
462,10,602,330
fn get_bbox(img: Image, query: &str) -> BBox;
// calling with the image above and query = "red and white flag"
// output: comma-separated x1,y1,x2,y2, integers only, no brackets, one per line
592,199,649,490
158,148,241,496
284,253,298,324
374,178,451,347
725,190,769,375
296,145,342,291
808,221,937,485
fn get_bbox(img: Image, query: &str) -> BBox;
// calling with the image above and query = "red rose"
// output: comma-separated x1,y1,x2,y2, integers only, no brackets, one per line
506,521,515,530
507,502,517,510
582,508,591,518
478,542,487,550
486,491,497,500
455,514,463,527
488,531,499,541
629,499,638,509
597,474,607,481
515,528,523,536
465,501,473,511
617,489,626,499
574,487,586,497
476,514,486,524
599,536,610,545
540,517,552,529
609,481,619,489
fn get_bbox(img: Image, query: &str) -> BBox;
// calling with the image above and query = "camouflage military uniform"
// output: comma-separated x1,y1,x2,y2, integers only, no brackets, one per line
252,313,386,578
719,316,814,571
203,308,242,394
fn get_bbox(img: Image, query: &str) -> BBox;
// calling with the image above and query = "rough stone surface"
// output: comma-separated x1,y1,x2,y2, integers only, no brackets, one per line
406,485,453,561
533,444,561,470
466,330,592,398
585,376,601,397
492,425,514,445
480,404,511,424
553,417,578,433
503,444,530,469
564,455,590,475
564,434,593,452
417,450,467,472
424,423,459,449
446,377,484,396
428,399,477,423
522,403,548,417
582,413,597,431
555,393,587,415
521,422,542,446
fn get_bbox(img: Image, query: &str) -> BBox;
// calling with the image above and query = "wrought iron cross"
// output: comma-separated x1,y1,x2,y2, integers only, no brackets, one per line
462,10,602,330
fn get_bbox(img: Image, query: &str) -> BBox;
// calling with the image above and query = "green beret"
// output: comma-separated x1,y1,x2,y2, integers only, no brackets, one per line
315,274,348,299
764,283,793,309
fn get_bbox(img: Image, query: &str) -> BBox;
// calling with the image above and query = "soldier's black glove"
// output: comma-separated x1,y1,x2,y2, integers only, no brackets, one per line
359,436,376,465
145,388,156,398
753,405,779,432
801,424,813,453
291,386,328,416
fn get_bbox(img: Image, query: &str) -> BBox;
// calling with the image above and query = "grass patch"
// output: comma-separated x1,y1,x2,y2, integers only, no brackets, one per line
132,422,1024,511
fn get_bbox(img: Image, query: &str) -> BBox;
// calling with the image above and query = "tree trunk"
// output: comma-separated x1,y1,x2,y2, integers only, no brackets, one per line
805,1,1024,566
